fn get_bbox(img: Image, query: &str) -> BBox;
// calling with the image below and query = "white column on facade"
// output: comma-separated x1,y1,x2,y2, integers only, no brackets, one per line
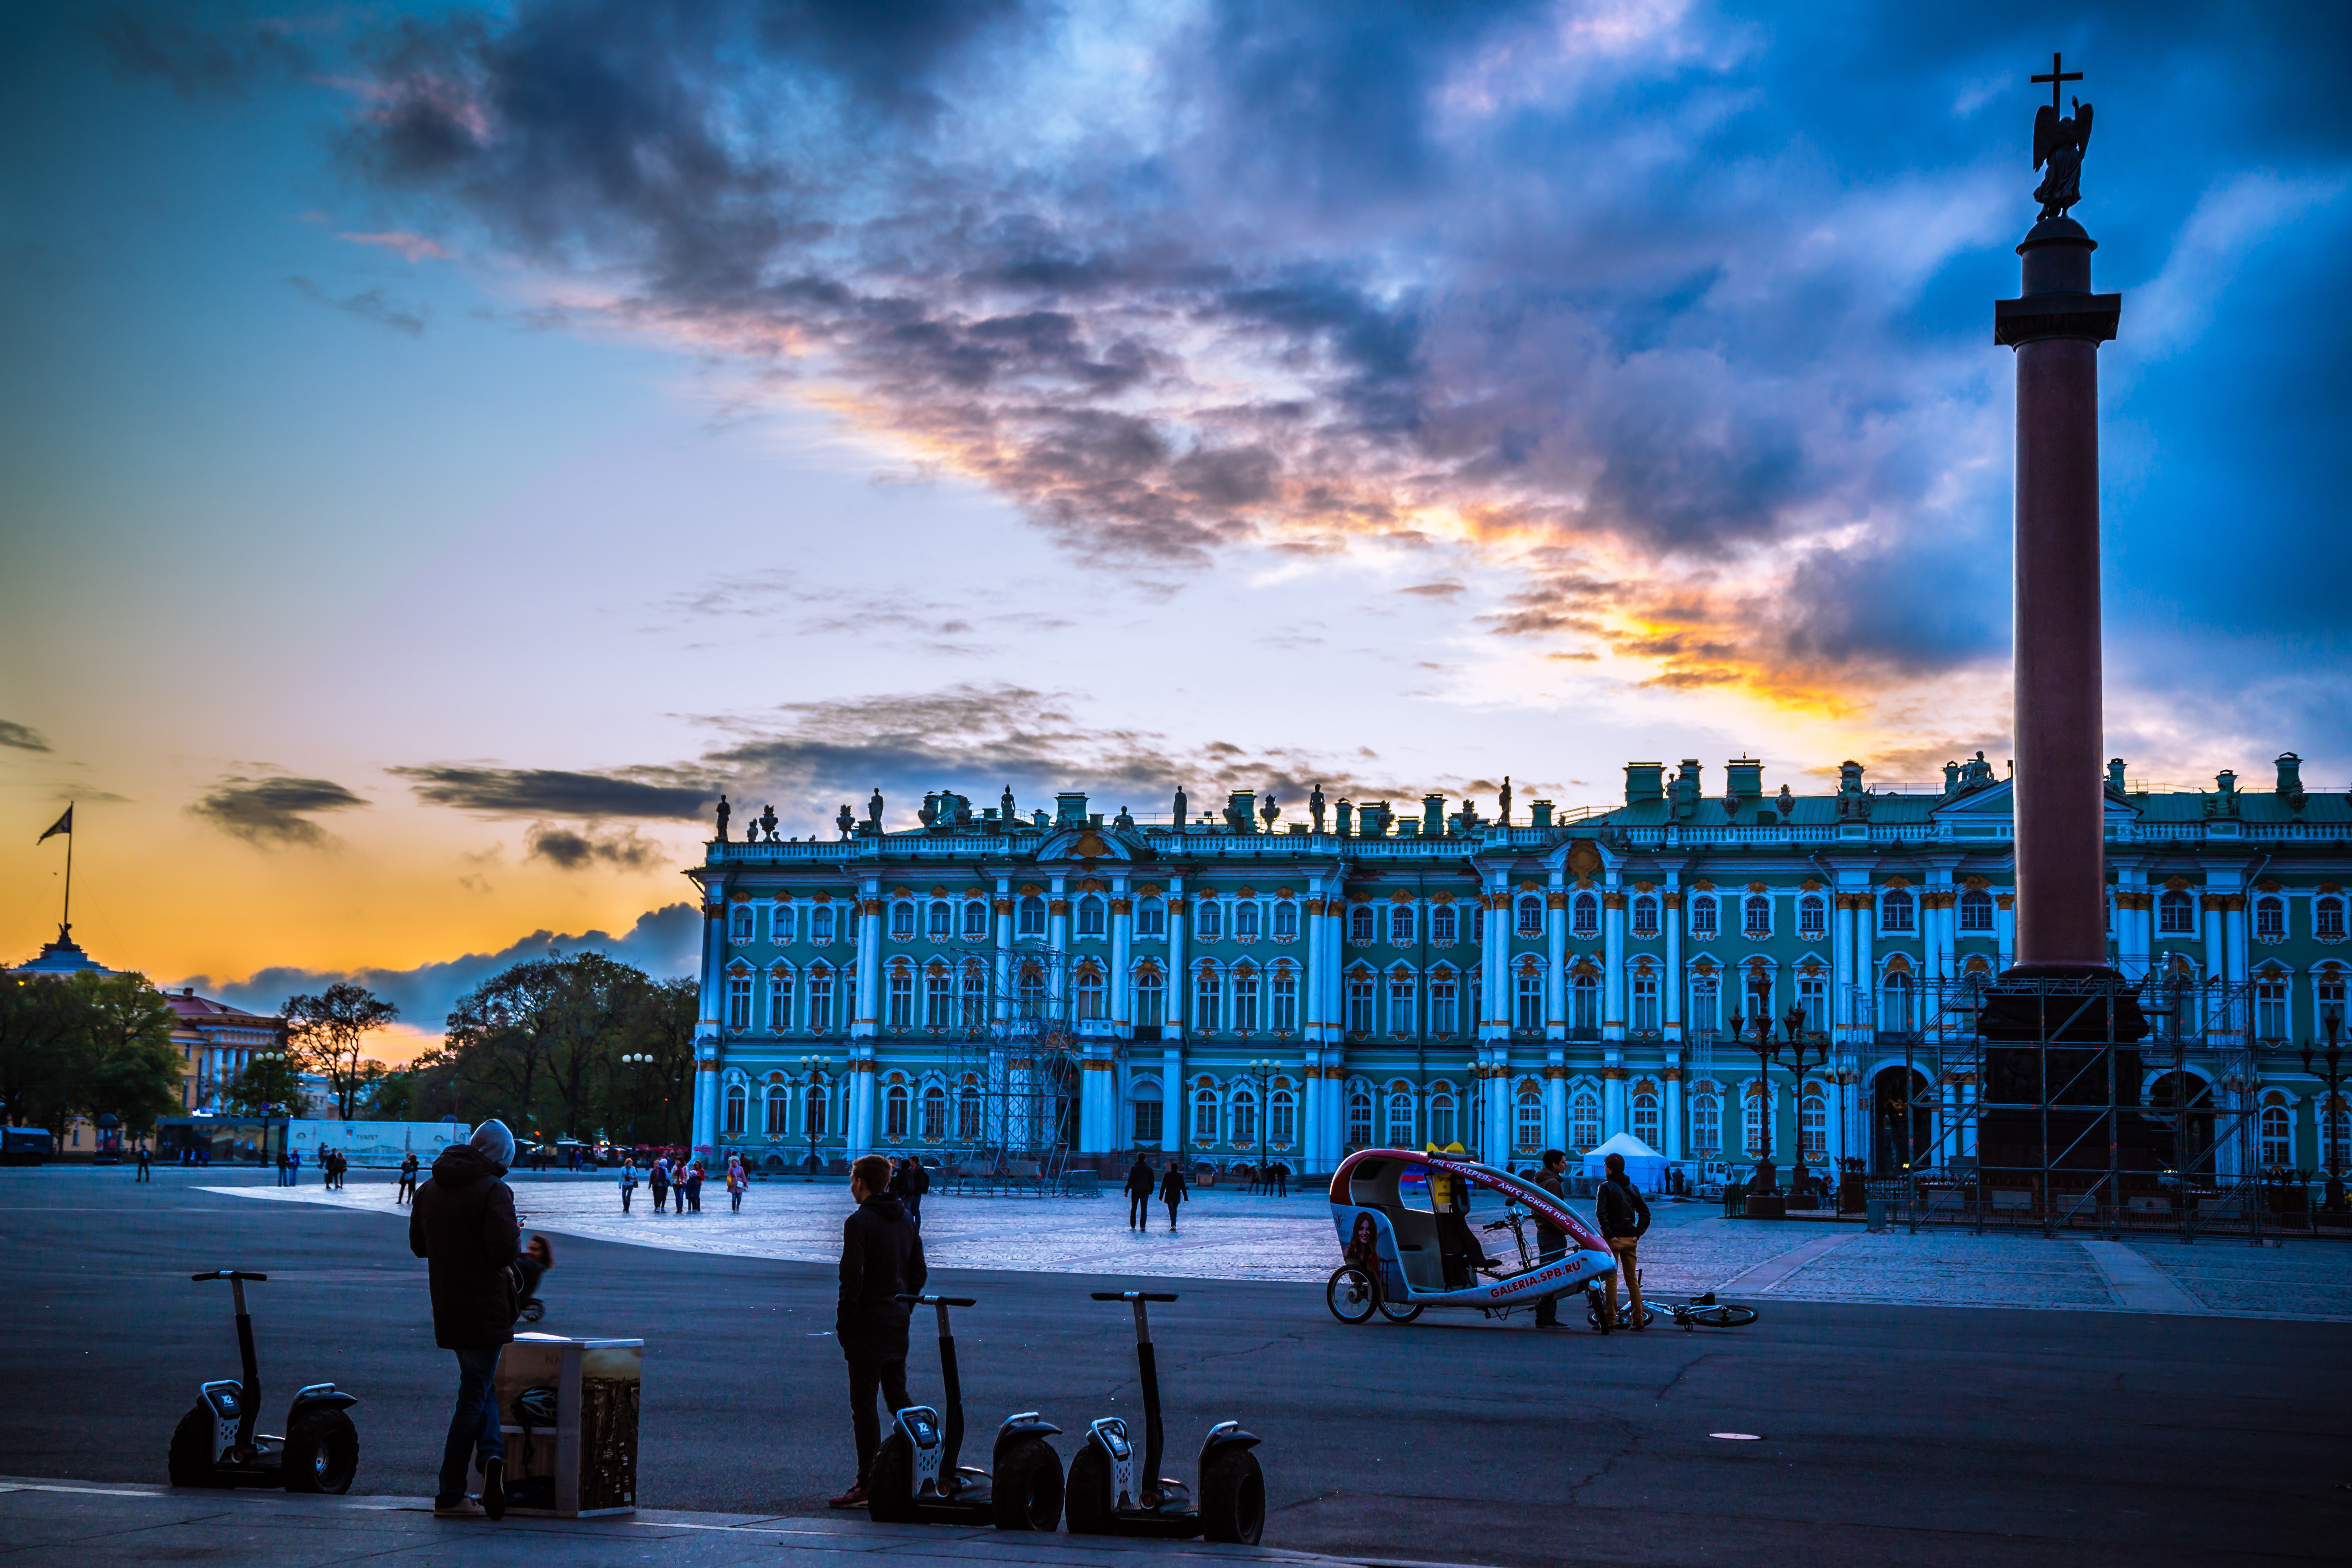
1663,1054,1685,1160
692,891,727,1151
1832,895,1855,1043
1602,884,1627,1042
1047,876,1071,1021
1602,1063,1626,1143
1300,880,1326,1174
2226,895,2251,1032
1161,1045,1184,1154
1328,892,1350,1163
1481,875,1509,1044
1544,1051,1566,1149
2201,894,2226,1038
1545,872,1568,1038
1855,895,1875,1042
1929,880,1955,982
1663,885,1684,1040
992,877,1013,1025
1165,879,1188,1038
1110,876,1133,1036
1996,892,2016,972
849,876,882,1154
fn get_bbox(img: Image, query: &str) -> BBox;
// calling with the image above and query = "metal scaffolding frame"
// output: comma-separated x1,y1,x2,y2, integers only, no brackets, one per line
925,946,1087,1195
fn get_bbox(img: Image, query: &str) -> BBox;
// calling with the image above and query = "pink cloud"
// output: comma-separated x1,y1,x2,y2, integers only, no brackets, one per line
338,230,451,263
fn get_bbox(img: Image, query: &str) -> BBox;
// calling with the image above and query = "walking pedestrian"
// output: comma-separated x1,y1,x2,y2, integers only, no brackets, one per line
685,1159,705,1214
288,1148,302,1187
135,1145,151,1183
900,1155,928,1231
650,1157,671,1214
1159,1160,1188,1233
1272,1160,1290,1198
1125,1153,1154,1230
1595,1151,1652,1332
409,1118,523,1520
619,1159,638,1213
397,1152,420,1205
827,1153,927,1511
727,1156,747,1214
1529,1149,1571,1329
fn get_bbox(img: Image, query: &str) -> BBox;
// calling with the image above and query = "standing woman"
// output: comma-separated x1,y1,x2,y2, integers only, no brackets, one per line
618,1158,638,1213
396,1151,419,1205
650,1156,671,1215
1159,1160,1189,1233
685,1159,705,1214
727,1155,748,1213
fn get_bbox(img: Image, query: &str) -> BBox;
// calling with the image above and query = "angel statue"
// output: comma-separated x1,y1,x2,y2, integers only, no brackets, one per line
2033,95,2093,221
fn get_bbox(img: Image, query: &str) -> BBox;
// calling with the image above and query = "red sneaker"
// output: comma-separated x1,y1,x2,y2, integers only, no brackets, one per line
828,1484,868,1510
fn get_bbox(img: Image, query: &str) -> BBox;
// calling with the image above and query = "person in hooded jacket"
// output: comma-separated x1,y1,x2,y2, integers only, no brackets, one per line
828,1153,927,1510
1595,1150,1652,1331
1125,1154,1154,1230
1158,1160,1188,1232
409,1119,524,1519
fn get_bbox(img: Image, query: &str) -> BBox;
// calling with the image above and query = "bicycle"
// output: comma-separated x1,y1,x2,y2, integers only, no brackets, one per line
1586,1271,1758,1331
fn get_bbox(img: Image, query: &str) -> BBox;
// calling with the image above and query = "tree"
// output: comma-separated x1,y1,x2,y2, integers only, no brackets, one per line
284,983,400,1120
0,975,87,1133
220,1052,302,1118
68,973,182,1138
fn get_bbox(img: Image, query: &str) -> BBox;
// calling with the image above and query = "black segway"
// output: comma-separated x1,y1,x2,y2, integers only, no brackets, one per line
1066,1291,1263,1544
867,1292,1065,1530
167,1271,359,1492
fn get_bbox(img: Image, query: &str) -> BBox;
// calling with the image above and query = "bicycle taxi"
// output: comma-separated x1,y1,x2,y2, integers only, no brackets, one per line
1323,1146,1617,1325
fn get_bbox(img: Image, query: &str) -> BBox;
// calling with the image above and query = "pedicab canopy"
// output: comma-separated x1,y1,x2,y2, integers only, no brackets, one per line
1579,1132,1668,1190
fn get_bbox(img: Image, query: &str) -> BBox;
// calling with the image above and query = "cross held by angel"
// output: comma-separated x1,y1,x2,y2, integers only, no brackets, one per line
2030,53,2093,222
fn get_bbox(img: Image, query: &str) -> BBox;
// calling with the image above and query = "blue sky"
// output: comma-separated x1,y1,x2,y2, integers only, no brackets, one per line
4,1,2347,1044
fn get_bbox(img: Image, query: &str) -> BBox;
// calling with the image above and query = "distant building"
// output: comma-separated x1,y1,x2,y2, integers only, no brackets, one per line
8,928,113,979
163,989,289,1113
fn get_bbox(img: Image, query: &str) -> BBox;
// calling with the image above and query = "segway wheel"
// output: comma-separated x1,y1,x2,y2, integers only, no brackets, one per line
991,1436,1064,1531
1199,1448,1265,1546
1325,1265,1377,1325
281,1408,358,1494
865,1431,917,1523
1375,1298,1422,1324
1063,1441,1114,1534
168,1405,226,1488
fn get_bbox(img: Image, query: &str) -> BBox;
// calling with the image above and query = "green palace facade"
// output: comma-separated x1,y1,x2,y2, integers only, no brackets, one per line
682,753,2352,1182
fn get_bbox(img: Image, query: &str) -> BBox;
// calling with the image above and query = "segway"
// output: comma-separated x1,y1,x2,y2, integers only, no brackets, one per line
867,1292,1065,1530
1066,1291,1264,1544
167,1271,360,1492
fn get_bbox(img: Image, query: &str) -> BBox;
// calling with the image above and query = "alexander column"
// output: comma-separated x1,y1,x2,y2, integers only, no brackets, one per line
1994,53,2121,982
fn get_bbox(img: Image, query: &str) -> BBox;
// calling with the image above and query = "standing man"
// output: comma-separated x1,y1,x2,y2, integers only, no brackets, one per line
396,1151,420,1205
410,1118,523,1519
829,1153,927,1511
1159,1159,1188,1233
1595,1151,1652,1332
135,1144,151,1183
1529,1149,1571,1330
1125,1153,1154,1231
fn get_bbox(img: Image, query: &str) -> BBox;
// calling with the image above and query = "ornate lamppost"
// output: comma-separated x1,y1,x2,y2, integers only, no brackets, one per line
1774,1005,1831,1200
2302,1005,2347,1213
620,1052,653,1150
1729,1003,1780,1193
799,1054,834,1181
252,1048,294,1174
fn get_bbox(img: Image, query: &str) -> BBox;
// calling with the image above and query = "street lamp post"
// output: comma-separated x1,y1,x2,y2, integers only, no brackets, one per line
1245,1059,1276,1189
621,1053,653,1150
254,1049,292,1177
1772,1006,1830,1201
799,1056,833,1181
2302,1005,2347,1213
1729,1004,1779,1193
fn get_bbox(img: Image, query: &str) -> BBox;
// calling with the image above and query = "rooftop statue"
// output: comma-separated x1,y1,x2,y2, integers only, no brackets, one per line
714,793,730,841
2029,53,2093,221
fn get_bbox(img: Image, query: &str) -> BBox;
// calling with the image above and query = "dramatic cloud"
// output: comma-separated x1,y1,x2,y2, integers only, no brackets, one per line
525,822,666,871
187,775,369,847
391,765,711,820
0,720,50,752
338,230,452,262
286,275,428,335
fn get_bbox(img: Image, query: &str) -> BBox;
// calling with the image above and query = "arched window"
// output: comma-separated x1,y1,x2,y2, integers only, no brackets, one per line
1234,900,1261,940
1017,895,1047,937
2258,1102,2292,1166
812,905,837,944
1572,970,1600,1033
1387,967,1417,1037
2324,1094,2349,1174
2254,968,2289,1040
729,903,754,941
1632,1091,1660,1148
1881,968,1915,1033
2318,965,2347,1027
1135,968,1166,1028
1630,895,1658,939
1515,1085,1544,1152
1076,964,1107,1021
962,899,991,939
885,1082,910,1141
808,965,835,1034
1385,1088,1415,1147
804,1081,830,1138
1744,1085,1768,1157
1430,904,1459,945
1514,960,1544,1036
1427,1088,1458,1149
924,963,952,1030
957,1078,982,1141
1690,894,1719,939
1691,1090,1721,1153
1136,897,1167,937
2318,895,2348,942
1349,903,1376,944
1271,967,1299,1033
1880,887,1916,934
1196,899,1224,941
723,1083,747,1137
1428,967,1459,1038
1687,968,1719,1035
1572,891,1600,940
1801,1093,1826,1156
1346,968,1376,1036
1231,966,1260,1033
768,969,795,1034
1271,1088,1297,1148
2158,889,2195,935
887,964,915,1030
921,1084,947,1142
1516,895,1544,937
1630,966,1659,1033
1389,904,1416,945
1193,964,1221,1033
959,961,989,1033
2255,896,2285,942
1797,970,1828,1031
1229,1086,1256,1147
890,901,916,939
1570,1089,1600,1151
1016,962,1046,1019
927,900,954,940
771,904,795,944
764,1084,789,1137
727,972,753,1031
1957,888,1994,932
1273,900,1299,940
1077,895,1107,937
1743,894,1772,939
1192,1086,1218,1143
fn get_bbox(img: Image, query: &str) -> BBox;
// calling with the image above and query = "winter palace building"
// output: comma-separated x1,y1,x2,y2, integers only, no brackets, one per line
683,753,2352,1182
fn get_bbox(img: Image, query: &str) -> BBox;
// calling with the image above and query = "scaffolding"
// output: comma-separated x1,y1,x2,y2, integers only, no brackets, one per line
1863,972,2269,1238
925,948,1087,1196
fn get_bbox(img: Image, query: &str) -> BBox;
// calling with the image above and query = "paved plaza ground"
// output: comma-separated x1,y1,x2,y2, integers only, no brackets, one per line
3,1167,2344,1567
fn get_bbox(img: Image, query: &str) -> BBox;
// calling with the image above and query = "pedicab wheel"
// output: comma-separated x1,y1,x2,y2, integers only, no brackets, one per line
991,1436,1064,1532
864,1431,916,1523
1689,1302,1758,1327
168,1406,227,1488
281,1408,358,1494
1325,1265,1377,1325
1375,1298,1422,1324
1064,1442,1114,1534
1199,1448,1265,1546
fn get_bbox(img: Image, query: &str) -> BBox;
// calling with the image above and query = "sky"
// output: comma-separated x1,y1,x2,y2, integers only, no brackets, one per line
4,1,2349,1056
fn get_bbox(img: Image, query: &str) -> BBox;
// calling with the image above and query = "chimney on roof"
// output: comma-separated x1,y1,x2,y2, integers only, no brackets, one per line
1671,760,1702,822
184,987,195,997
2106,758,2128,792
1943,761,1961,793
1623,763,1663,805
1725,759,1763,799
2277,752,2305,801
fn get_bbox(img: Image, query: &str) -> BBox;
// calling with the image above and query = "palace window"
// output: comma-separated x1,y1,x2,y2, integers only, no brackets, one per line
2325,1095,2350,1175
1385,1089,1415,1147
724,1084,746,1137
960,962,988,1033
1271,1089,1297,1148
2317,967,2346,1030
1234,900,1261,940
1516,895,1544,938
1515,1086,1543,1153
1349,903,1376,944
1193,965,1221,1033
2158,889,2195,935
1273,900,1298,940
1232,968,1260,1033
771,905,794,944
962,899,990,938
1271,968,1299,1033
1076,965,1106,1021
1016,895,1046,937
1192,1087,1218,1143
1572,971,1600,1033
1346,968,1376,1036
812,905,836,944
922,1085,947,1142
805,1083,829,1138
1801,1094,1826,1156
1631,968,1660,1033
1431,905,1459,945
1958,888,1994,932
2259,1103,2292,1167
2255,969,2289,1041
727,974,753,1031
885,1083,909,1141
1514,964,1544,1036
1880,887,1917,934
1135,969,1165,1028
1881,969,1915,1033
1633,1092,1660,1148
1018,962,1046,1019
2255,896,2286,942
1132,1095,1162,1146
1076,895,1107,937
1690,894,1719,939
1691,1091,1721,1153
729,904,754,942
1350,1087,1376,1149
1571,1089,1600,1152
1688,971,1719,1035
765,1084,789,1138
808,967,835,1034
1797,972,1827,1032
1136,897,1166,937
1389,904,1416,946
957,1079,982,1141
890,901,916,939
1387,968,1417,1037
925,965,952,1030
1197,900,1225,941
1229,1087,1257,1148
928,900,953,940
1573,891,1600,940
768,970,794,1034
1743,894,1772,940
1427,1090,1457,1150
887,965,914,1030
1744,1088,1767,1157
2317,895,2347,942
1428,968,1459,1038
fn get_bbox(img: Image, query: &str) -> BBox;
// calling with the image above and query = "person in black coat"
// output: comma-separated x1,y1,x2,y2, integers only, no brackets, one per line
409,1120,523,1518
830,1153,928,1509
1125,1154,1154,1230
1159,1161,1188,1232
1595,1151,1653,1331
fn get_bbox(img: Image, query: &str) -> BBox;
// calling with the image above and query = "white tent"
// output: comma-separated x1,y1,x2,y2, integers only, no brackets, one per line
1579,1130,1671,1189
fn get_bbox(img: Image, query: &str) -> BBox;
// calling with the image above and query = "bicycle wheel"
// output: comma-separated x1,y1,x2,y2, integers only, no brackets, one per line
1325,1265,1377,1325
1688,1302,1758,1327
1376,1298,1423,1324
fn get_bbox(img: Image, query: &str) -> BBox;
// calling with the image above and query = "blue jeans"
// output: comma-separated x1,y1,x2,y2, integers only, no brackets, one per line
438,1345,505,1504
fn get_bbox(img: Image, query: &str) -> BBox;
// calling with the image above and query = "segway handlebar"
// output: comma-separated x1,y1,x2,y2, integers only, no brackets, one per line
1091,1290,1178,1302
191,1270,268,1282
896,1293,976,1306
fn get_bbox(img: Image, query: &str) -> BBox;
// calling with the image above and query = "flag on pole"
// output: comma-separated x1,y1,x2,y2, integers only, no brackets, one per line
37,805,72,843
